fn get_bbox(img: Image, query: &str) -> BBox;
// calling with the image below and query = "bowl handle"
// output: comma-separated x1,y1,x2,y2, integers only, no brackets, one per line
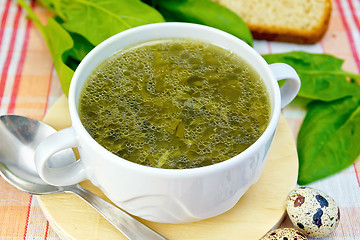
35,127,87,186
269,63,301,108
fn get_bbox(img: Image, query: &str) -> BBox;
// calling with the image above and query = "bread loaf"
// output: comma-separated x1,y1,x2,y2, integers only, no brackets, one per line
214,0,332,44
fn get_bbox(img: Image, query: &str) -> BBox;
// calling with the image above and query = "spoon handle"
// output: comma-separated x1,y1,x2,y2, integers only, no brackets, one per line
68,184,168,240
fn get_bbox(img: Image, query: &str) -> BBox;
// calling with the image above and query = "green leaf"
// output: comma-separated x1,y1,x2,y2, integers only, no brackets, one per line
297,96,360,185
67,32,95,62
263,51,360,101
144,0,253,46
64,56,80,72
18,0,74,95
40,0,165,46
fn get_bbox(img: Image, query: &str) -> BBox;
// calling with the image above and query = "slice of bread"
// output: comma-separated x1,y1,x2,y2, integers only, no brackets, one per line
214,0,332,44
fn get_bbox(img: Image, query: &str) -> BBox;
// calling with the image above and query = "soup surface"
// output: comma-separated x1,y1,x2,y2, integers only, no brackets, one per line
79,38,270,169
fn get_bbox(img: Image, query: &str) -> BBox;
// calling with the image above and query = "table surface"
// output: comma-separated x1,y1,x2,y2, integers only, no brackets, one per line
0,0,359,239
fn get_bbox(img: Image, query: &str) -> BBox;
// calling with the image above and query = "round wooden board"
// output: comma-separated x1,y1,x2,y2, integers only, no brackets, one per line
38,95,298,240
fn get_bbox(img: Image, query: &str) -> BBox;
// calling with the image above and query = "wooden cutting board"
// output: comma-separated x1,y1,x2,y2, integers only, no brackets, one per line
38,95,298,240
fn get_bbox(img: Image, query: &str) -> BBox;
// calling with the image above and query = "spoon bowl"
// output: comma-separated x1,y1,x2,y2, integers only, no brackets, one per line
0,115,72,193
0,115,167,240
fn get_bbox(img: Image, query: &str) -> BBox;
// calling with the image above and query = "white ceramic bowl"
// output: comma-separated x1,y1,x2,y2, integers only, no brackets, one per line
35,23,300,223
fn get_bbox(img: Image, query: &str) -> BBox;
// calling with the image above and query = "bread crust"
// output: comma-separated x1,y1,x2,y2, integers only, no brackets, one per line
216,0,332,44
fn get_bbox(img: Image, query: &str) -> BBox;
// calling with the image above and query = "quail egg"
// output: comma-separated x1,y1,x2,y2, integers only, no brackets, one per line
286,187,340,238
261,228,308,239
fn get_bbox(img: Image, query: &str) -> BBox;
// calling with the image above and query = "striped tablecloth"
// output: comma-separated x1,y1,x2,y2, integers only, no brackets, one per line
0,0,359,239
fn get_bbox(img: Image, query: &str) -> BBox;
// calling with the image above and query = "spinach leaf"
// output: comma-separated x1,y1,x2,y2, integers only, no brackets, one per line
297,96,360,185
144,0,253,46
263,51,360,101
264,51,360,184
18,0,74,95
39,0,165,46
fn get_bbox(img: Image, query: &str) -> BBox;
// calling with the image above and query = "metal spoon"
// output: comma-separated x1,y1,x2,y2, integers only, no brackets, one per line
0,114,168,240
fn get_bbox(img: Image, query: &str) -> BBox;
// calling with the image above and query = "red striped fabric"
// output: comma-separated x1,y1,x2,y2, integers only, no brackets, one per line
0,0,359,239
0,0,10,48
7,1,34,114
335,0,360,72
337,0,360,190
44,221,50,240
0,4,22,106
348,0,360,32
23,195,33,239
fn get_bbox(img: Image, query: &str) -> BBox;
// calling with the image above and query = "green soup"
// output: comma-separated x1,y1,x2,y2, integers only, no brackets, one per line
79,38,270,169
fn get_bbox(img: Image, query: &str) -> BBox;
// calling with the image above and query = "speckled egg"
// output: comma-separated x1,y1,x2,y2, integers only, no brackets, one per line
261,228,308,239
286,187,340,238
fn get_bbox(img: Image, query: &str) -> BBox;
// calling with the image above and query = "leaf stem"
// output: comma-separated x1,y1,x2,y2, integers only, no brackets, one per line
17,0,43,27
342,71,360,80
299,69,360,80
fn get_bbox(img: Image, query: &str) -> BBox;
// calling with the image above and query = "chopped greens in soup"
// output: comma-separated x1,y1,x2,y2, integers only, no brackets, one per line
79,38,270,169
